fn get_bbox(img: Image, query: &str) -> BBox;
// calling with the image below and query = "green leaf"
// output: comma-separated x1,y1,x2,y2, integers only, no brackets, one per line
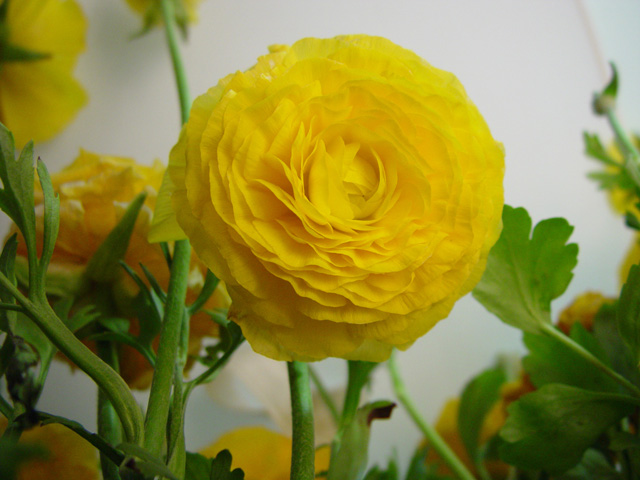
499,384,636,474
609,431,640,451
583,132,618,166
473,206,578,334
328,401,395,480
35,159,59,278
457,366,506,468
185,450,245,480
0,44,50,63
617,264,640,367
555,449,623,480
0,234,18,331
85,192,146,283
187,270,219,315
522,323,619,393
86,331,155,367
362,457,400,480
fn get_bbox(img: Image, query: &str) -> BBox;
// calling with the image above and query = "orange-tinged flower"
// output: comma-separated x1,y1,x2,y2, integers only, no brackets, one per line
151,34,505,362
0,0,87,146
200,426,330,480
0,419,100,480
10,150,228,388
426,375,533,478
556,291,612,335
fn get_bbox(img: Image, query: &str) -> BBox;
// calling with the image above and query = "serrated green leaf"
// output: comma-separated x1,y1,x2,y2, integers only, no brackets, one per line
473,206,578,334
523,323,619,393
617,264,640,367
35,159,59,277
458,366,506,468
85,192,146,283
499,384,636,474
583,132,619,166
0,234,18,332
209,449,245,480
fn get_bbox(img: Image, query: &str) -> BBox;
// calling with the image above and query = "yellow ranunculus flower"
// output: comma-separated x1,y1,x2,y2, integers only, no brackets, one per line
200,426,330,480
151,35,505,362
0,0,87,147
11,150,227,389
0,419,100,480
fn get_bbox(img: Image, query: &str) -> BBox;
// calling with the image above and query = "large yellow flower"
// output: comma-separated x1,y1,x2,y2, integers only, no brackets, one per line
200,426,330,480
12,150,227,389
0,0,87,147
151,35,504,362
0,419,100,480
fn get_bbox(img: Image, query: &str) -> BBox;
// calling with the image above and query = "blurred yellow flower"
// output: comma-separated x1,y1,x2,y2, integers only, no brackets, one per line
151,34,504,362
11,150,228,389
0,0,87,147
556,291,611,335
620,234,640,287
125,0,201,28
0,419,100,480
200,426,330,480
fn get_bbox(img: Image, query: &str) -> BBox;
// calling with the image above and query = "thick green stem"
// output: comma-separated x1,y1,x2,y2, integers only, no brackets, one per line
541,323,640,397
288,361,315,480
388,352,476,480
339,361,366,430
167,365,186,478
160,0,190,124
143,240,191,457
97,341,123,480
0,272,143,444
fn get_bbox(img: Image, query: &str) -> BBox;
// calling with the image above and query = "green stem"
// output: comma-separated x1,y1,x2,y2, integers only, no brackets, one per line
0,272,143,445
339,362,364,430
96,341,123,480
160,0,190,124
143,241,191,457
541,323,640,397
167,365,186,478
288,361,315,480
388,351,476,480
309,366,339,425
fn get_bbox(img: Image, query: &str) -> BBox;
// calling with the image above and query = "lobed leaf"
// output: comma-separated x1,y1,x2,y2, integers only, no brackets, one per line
473,205,578,334
617,264,640,367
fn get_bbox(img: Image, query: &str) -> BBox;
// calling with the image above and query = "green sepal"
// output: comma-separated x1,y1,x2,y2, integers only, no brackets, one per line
328,401,395,480
473,205,578,334
523,323,619,393
35,159,59,280
0,44,50,63
85,192,146,284
617,264,640,368
499,384,637,474
362,456,400,480
119,262,163,345
187,269,219,315
185,450,245,480
457,365,506,469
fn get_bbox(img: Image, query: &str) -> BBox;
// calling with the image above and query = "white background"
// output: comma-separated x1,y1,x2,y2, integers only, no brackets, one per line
12,0,640,472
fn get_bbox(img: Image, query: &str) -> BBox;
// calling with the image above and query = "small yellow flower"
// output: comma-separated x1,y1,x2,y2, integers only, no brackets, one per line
200,426,330,480
10,150,228,389
0,0,87,146
125,0,201,29
0,419,100,480
556,291,612,335
150,35,504,362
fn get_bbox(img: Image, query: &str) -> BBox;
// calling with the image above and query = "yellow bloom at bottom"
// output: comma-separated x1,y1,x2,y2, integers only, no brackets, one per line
0,419,99,480
200,426,330,480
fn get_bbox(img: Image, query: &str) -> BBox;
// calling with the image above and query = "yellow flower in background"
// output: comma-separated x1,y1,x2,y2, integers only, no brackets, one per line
0,0,87,147
620,234,640,287
11,150,228,389
0,419,100,480
556,291,612,335
200,426,330,480
125,0,201,29
151,35,504,362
